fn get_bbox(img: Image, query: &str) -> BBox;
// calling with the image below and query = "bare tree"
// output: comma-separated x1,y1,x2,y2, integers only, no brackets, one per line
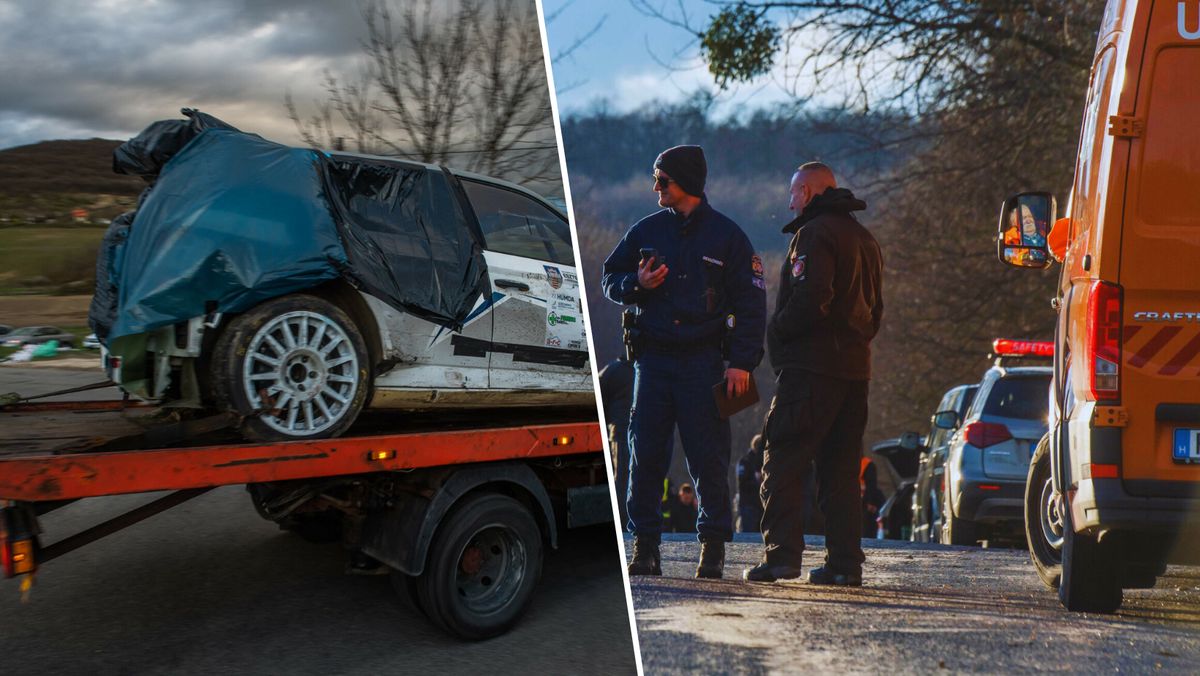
287,0,560,189
629,1,1106,440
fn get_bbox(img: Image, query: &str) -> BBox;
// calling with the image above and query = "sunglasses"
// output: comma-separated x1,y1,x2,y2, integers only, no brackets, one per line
653,173,674,189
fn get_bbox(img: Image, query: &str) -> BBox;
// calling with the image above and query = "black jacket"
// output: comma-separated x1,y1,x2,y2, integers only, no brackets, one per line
767,188,884,380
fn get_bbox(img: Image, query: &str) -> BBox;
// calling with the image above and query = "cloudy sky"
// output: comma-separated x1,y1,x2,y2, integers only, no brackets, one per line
0,0,378,149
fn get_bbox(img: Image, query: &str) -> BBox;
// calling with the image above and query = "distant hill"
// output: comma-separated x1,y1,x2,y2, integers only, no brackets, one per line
0,139,143,197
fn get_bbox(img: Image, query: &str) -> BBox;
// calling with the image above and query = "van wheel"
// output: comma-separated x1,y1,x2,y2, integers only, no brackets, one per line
1025,434,1062,588
1059,501,1122,613
212,294,369,441
417,493,543,640
942,483,978,546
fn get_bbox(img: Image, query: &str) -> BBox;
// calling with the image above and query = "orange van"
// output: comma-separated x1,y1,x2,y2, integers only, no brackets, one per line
998,0,1200,613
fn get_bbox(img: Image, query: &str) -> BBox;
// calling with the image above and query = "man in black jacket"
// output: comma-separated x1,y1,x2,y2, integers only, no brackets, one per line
744,162,884,586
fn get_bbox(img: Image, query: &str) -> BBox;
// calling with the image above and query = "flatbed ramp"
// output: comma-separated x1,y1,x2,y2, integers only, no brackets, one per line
0,399,610,639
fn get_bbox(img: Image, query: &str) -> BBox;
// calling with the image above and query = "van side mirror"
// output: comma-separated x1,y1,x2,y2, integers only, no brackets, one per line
932,410,960,430
997,192,1055,269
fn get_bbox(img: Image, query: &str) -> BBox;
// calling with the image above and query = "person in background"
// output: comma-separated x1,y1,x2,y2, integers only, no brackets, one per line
736,433,765,533
598,354,636,526
860,458,886,538
672,484,699,533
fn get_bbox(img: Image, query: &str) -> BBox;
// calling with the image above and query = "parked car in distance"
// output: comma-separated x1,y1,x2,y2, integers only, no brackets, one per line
911,383,979,543
3,326,75,348
942,340,1052,546
871,432,924,540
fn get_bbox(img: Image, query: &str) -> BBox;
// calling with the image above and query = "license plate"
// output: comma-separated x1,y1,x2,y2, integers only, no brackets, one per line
1172,429,1200,464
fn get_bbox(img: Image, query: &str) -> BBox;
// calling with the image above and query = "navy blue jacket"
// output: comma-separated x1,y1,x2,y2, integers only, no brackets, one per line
601,199,766,372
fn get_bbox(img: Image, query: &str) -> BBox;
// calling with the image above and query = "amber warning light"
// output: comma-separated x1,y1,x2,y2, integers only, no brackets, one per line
0,506,37,578
553,436,574,446
992,339,1054,358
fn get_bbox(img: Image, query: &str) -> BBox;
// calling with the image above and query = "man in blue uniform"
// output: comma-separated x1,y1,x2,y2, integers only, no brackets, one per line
602,145,766,578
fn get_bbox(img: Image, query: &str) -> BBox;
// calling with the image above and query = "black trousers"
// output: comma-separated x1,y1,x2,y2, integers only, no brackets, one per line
761,369,869,573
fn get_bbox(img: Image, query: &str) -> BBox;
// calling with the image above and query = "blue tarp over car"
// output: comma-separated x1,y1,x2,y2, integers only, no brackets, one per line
92,109,488,344
109,129,348,339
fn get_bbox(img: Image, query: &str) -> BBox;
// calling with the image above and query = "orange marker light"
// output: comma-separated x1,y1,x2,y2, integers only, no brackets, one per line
553,436,574,446
367,450,396,461
10,540,33,575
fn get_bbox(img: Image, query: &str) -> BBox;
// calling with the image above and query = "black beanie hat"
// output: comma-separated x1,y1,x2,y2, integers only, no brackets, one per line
654,145,706,197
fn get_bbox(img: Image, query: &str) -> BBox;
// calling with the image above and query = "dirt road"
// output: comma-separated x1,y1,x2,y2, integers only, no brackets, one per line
629,534,1200,674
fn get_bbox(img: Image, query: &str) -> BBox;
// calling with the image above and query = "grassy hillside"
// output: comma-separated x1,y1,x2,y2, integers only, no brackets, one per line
0,138,139,295
0,139,142,198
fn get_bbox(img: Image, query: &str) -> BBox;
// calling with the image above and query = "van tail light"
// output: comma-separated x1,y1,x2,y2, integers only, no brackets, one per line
1086,281,1122,401
963,421,1013,448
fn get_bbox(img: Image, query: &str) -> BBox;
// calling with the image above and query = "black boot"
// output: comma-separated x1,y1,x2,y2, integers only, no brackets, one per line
696,539,725,579
628,535,662,576
807,566,862,587
743,560,803,582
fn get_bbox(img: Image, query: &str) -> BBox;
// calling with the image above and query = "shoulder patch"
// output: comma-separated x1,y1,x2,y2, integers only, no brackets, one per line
791,255,807,280
751,254,764,279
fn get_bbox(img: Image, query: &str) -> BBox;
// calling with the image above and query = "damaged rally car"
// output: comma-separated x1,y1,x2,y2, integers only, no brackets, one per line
90,110,592,441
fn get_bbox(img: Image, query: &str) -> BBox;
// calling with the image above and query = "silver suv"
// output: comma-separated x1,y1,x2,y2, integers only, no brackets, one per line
940,364,1051,545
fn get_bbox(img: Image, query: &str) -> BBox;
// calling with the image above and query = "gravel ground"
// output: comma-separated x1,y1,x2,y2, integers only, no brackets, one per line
629,534,1200,674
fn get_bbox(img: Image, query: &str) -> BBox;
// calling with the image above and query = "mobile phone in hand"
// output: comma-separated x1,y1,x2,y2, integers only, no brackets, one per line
639,248,666,269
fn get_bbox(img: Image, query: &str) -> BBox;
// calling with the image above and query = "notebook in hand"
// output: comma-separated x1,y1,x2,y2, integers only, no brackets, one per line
712,373,760,419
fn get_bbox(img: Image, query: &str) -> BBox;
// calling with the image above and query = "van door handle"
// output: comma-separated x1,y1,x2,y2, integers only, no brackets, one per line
495,279,530,292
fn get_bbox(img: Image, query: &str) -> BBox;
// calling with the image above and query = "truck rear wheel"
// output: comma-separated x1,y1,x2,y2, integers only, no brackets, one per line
1025,435,1062,588
416,493,543,640
212,294,369,442
1059,502,1122,613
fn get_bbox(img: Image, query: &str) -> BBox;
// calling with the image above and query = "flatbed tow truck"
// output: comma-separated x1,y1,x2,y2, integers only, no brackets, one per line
0,391,610,640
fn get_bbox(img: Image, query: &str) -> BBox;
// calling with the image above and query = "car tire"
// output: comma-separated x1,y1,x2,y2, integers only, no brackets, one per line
1059,500,1122,613
1025,434,1062,589
211,293,370,442
942,482,978,546
416,493,543,640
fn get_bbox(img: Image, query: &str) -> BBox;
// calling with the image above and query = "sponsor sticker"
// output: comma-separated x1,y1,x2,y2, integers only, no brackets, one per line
546,291,580,348
544,265,563,289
